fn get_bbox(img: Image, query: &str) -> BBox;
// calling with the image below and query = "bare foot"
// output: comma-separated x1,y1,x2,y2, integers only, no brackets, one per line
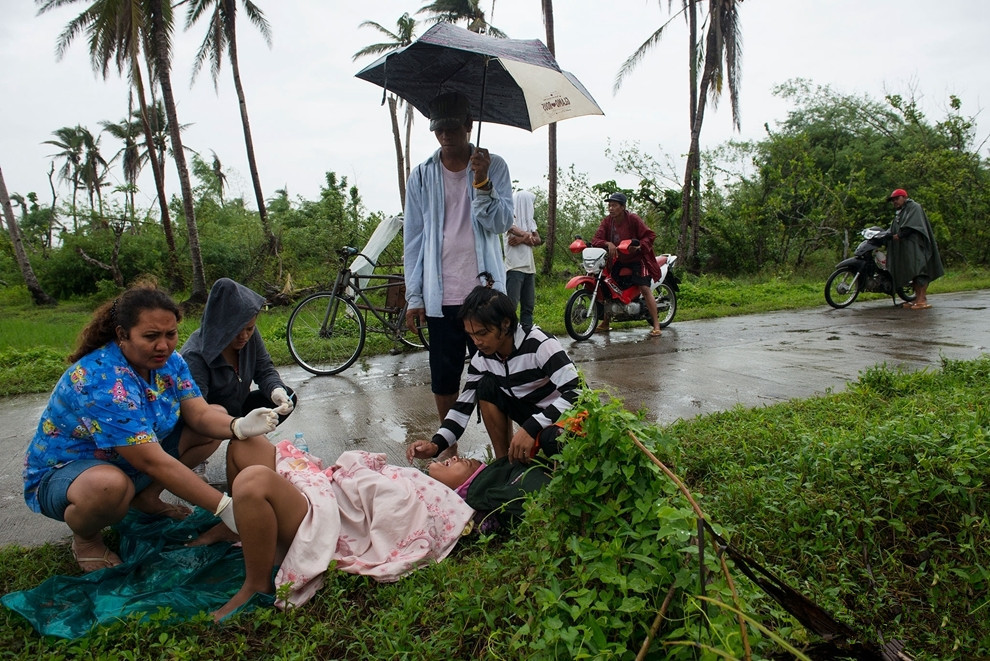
72,534,122,572
187,522,240,547
212,585,267,622
131,490,192,520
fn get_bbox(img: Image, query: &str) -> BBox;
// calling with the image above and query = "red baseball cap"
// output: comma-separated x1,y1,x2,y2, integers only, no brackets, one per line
887,188,908,201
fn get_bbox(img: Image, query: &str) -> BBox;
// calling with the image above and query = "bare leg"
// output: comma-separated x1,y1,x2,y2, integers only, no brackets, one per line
226,435,277,487
641,285,661,334
64,465,132,571
479,400,512,459
190,433,277,548
435,392,458,422
914,281,929,306
212,465,309,621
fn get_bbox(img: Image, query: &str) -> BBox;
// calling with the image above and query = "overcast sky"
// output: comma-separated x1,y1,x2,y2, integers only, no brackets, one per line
3,1,988,219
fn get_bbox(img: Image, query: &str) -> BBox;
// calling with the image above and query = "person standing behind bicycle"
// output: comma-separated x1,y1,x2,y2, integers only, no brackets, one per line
404,91,514,426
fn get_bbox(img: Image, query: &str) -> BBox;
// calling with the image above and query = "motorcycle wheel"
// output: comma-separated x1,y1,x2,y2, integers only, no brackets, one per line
564,289,600,341
896,283,917,303
654,284,677,328
824,267,860,309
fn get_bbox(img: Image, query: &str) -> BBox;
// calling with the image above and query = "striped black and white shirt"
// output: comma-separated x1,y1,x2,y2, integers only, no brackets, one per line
432,325,581,451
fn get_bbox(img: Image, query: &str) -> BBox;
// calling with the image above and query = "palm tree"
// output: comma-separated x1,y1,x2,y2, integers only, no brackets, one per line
210,150,227,206
185,0,276,248
0,166,56,305
353,13,418,210
42,125,87,229
417,0,505,36
540,0,558,275
100,95,143,221
147,0,209,303
615,0,743,271
78,128,109,217
37,0,182,288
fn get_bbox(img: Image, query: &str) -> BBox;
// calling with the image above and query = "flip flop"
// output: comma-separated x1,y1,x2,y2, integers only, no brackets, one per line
648,329,662,337
909,303,932,310
72,545,122,572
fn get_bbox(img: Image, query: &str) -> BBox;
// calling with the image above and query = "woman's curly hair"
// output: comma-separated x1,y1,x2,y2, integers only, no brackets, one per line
69,279,181,362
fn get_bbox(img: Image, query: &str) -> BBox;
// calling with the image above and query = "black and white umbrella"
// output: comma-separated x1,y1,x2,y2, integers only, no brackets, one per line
355,22,603,141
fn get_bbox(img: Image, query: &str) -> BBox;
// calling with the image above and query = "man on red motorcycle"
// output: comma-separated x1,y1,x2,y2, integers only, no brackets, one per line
592,193,663,336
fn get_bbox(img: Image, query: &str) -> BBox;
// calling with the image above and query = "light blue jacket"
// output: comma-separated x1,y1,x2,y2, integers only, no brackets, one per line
403,145,514,316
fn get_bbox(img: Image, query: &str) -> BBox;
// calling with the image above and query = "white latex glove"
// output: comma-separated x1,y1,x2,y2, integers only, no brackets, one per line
270,387,293,415
232,407,277,439
215,493,238,533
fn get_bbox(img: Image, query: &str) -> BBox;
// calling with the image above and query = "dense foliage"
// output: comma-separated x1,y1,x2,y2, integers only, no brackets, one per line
616,80,990,276
4,81,988,302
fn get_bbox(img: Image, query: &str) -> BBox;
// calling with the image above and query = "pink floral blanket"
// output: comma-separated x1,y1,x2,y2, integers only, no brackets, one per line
272,441,475,608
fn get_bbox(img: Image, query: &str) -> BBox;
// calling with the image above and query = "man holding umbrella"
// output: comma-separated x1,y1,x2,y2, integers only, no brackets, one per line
404,91,514,428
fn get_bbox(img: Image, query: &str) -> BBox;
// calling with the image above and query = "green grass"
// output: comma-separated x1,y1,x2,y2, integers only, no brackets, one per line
2,267,989,397
1,357,987,658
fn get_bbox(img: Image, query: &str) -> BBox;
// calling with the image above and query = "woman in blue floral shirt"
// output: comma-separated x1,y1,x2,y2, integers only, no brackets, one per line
23,283,278,572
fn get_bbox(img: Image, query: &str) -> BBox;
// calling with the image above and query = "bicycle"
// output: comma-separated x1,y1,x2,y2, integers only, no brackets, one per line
286,246,429,375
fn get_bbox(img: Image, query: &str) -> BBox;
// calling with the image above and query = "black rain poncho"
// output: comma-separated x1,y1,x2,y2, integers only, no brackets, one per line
888,199,944,289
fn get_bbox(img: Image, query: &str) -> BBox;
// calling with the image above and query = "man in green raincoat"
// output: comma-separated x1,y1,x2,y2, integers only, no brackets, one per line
887,189,944,309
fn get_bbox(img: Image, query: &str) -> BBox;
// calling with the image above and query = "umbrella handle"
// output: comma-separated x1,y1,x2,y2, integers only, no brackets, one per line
474,56,490,148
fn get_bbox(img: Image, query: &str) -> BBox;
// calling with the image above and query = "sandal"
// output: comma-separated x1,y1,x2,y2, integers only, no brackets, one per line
72,542,122,572
648,329,662,337
909,302,932,310
595,321,610,333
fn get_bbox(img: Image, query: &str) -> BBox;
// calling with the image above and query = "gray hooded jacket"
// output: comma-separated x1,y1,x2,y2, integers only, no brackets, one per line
180,278,286,416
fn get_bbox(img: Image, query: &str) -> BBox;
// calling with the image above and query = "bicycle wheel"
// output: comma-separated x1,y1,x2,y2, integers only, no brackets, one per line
395,302,427,349
286,293,366,375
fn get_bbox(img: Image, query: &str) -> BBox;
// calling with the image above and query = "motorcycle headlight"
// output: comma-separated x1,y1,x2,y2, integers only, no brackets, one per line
583,256,598,271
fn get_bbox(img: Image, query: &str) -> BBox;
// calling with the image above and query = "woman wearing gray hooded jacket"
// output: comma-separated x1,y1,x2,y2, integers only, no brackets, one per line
181,279,296,423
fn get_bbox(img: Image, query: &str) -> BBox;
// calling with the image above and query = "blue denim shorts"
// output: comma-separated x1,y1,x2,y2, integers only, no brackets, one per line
36,422,184,521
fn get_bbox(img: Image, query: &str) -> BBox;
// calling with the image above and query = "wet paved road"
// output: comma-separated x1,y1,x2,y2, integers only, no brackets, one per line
2,290,987,548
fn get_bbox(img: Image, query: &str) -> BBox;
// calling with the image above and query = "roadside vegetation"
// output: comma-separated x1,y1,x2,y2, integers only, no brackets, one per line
2,356,987,659
3,268,989,398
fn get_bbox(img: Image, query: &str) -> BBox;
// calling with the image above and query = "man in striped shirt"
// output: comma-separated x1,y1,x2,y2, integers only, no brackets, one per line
406,284,581,465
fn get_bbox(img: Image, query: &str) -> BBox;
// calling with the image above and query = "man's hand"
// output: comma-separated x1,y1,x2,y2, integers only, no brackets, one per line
470,147,491,185
406,440,438,463
507,429,536,464
406,307,427,334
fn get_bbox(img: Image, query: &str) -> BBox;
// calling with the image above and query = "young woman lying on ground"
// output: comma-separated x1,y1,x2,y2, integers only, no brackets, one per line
198,426,568,622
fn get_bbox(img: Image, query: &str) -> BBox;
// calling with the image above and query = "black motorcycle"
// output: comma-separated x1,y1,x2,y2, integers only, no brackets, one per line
824,226,916,309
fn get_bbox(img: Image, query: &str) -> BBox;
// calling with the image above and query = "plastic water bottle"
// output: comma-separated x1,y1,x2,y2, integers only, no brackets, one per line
294,432,309,453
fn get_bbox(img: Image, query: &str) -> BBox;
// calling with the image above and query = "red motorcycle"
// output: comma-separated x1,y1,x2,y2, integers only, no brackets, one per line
563,237,679,341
